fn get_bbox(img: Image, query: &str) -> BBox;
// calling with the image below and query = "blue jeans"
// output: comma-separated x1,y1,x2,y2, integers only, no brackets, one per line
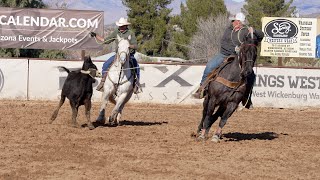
200,53,227,84
102,54,140,79
316,35,320,58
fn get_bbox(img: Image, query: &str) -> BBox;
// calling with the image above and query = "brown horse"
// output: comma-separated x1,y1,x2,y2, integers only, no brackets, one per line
196,35,259,142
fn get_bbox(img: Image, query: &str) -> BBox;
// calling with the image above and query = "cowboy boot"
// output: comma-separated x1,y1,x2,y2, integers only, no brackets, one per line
96,73,107,92
192,85,205,99
133,78,142,94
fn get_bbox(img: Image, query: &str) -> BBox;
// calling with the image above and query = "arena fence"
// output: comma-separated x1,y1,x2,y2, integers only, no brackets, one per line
1,58,320,108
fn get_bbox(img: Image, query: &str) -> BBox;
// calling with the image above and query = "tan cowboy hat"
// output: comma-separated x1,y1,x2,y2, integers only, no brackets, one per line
229,12,246,24
115,17,131,26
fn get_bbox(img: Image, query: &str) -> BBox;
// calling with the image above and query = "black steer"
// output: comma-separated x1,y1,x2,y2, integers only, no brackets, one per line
50,56,101,130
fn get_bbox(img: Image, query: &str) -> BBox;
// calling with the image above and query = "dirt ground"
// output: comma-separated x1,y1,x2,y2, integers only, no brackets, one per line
0,100,320,180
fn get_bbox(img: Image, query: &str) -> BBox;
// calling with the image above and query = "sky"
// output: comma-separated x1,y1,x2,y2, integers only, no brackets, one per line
45,0,319,25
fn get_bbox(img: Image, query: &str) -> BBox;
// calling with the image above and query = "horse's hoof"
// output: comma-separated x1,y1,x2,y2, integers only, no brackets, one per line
94,120,105,125
96,116,106,124
196,134,206,141
211,135,220,143
109,122,118,127
88,124,95,130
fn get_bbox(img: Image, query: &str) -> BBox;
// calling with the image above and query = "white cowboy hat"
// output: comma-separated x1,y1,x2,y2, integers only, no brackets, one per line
115,17,131,26
229,12,246,24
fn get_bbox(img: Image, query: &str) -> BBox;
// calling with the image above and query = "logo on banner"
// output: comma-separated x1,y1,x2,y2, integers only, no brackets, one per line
0,68,4,92
264,19,298,44
154,66,192,87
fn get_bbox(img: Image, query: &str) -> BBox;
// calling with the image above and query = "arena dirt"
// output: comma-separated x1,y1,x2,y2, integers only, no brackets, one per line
0,100,319,179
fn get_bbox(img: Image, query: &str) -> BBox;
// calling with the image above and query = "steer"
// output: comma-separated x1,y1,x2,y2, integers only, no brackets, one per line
50,56,101,130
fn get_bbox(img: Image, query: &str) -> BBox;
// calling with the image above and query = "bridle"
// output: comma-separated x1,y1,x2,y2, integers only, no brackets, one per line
116,38,130,65
239,42,257,76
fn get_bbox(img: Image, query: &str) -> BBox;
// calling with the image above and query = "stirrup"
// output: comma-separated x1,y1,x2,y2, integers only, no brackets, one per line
133,84,142,94
192,88,205,99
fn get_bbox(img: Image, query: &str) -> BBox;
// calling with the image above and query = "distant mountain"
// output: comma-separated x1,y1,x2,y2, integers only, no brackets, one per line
292,0,320,17
301,13,320,18
43,0,319,25
224,0,244,14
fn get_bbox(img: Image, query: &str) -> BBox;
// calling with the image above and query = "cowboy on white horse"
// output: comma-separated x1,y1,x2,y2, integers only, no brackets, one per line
90,17,141,93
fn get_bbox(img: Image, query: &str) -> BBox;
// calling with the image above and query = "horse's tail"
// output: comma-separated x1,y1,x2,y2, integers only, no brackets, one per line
202,92,211,113
57,66,70,74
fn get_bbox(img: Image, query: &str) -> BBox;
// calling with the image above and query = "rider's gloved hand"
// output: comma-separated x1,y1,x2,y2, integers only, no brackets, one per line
235,45,240,54
248,27,254,39
90,32,96,37
248,27,254,33
129,44,136,49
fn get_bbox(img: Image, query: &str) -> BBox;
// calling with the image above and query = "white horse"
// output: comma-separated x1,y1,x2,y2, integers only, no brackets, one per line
96,35,134,126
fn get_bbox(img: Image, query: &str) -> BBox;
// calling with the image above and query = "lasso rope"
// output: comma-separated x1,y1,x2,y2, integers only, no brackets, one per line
102,66,140,74
94,36,117,45
231,26,248,46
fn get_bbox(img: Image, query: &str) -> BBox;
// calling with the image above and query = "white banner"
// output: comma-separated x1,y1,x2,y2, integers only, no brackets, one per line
261,17,318,58
28,61,204,104
0,59,28,99
28,60,104,101
252,67,320,108
128,64,203,104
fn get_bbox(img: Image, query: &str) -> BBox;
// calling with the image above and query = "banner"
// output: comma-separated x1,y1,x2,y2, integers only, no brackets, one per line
0,7,104,50
28,61,204,104
0,59,28,99
252,67,320,108
129,64,203,104
261,17,318,58
28,60,102,101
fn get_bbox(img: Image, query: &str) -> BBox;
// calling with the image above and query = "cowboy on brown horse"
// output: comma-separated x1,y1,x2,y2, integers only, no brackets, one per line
192,12,264,109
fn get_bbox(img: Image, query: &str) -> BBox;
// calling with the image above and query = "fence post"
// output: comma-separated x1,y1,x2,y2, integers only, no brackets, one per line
278,57,283,66
81,50,85,60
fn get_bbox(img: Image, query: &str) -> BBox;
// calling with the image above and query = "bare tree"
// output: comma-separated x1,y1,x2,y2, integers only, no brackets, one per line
188,14,228,63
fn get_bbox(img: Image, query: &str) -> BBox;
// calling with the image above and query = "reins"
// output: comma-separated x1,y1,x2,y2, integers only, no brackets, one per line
107,50,133,96
114,65,123,96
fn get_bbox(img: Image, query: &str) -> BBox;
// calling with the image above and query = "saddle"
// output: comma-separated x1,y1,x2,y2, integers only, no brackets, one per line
201,55,253,107
201,55,243,89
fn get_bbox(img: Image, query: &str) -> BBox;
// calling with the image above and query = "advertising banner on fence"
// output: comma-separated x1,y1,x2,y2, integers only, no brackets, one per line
28,60,102,101
0,59,28,99
28,60,203,104
252,67,320,108
0,7,104,50
261,17,319,58
129,64,203,104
